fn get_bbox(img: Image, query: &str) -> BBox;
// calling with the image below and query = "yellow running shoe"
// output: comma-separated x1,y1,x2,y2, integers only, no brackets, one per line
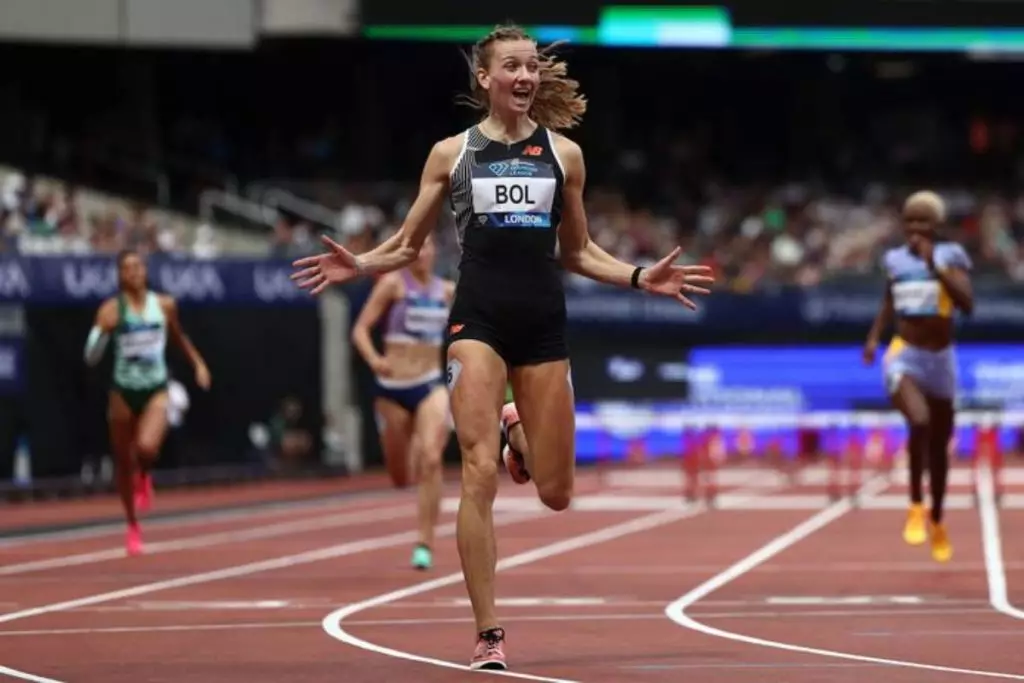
930,522,953,563
903,503,927,546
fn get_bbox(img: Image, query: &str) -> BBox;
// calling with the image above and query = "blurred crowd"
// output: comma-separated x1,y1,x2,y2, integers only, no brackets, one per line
578,183,1024,290
226,178,1024,291
0,171,223,258
6,166,1024,291
3,43,1024,291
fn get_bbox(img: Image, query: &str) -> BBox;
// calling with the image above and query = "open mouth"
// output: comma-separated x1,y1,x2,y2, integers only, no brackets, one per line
512,88,532,106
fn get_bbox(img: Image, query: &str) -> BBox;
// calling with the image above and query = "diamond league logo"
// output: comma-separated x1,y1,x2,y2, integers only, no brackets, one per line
488,162,509,176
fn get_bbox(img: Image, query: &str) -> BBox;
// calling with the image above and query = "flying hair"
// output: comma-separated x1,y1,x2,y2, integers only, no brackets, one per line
458,23,587,131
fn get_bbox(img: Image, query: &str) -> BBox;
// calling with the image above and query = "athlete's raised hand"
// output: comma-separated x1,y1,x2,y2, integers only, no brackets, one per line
291,235,360,295
639,247,715,310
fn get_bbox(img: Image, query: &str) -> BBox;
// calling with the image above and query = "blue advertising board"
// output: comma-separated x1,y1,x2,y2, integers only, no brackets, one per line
684,343,1024,411
564,284,1024,333
4,256,1024,337
572,343,1024,462
0,256,315,306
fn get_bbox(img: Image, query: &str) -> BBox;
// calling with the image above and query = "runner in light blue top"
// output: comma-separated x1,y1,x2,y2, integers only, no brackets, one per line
863,190,973,563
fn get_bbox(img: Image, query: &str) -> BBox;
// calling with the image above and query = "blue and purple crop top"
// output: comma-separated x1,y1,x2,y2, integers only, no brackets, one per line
382,270,449,346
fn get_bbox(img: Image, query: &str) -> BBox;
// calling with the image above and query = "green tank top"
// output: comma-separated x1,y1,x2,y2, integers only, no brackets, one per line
505,384,514,402
113,292,168,390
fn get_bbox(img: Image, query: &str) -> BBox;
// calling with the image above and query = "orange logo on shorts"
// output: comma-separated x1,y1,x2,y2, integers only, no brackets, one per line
449,324,464,335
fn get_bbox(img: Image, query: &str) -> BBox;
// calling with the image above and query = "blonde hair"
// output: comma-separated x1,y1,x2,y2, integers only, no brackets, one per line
904,190,947,222
459,24,587,131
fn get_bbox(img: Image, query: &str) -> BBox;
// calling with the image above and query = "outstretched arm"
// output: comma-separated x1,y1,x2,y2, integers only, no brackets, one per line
555,137,641,288
291,136,460,295
554,135,713,307
353,138,458,276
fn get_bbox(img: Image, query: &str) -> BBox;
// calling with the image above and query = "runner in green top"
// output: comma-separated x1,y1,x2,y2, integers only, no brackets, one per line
84,249,211,556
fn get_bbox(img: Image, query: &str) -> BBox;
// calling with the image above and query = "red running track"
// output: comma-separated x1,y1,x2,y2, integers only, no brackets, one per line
0,464,1023,682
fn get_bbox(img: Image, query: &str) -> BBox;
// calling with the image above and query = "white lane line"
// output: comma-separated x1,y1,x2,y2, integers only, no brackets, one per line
0,503,415,575
0,667,62,683
0,606,1009,638
0,510,542,682
324,508,702,683
977,460,1024,620
0,489,406,548
622,662,881,671
321,482,774,682
0,594,987,613
855,629,1024,637
665,476,1024,680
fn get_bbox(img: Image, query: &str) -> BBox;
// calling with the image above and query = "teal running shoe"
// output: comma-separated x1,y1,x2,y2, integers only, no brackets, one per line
411,544,432,570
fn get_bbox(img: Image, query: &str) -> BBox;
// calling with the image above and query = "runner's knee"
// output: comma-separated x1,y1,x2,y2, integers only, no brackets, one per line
461,442,499,504
536,482,572,512
135,437,160,463
417,442,443,480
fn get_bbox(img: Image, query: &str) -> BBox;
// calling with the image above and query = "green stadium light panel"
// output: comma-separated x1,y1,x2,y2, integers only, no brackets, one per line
362,5,1024,52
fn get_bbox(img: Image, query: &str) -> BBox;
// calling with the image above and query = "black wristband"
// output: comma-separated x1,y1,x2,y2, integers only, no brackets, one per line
630,266,644,289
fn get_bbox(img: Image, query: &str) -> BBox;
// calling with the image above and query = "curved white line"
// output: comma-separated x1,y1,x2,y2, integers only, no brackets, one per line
0,666,62,683
977,460,1024,620
665,476,1024,680
322,506,708,682
0,512,542,683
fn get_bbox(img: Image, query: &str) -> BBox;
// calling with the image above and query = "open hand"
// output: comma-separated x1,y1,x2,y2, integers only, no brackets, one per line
639,247,715,310
291,235,360,295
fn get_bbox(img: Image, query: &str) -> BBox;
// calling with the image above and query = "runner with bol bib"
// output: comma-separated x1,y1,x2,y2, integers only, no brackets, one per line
291,23,714,670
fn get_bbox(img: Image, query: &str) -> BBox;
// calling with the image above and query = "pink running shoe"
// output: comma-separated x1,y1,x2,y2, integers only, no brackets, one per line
470,627,507,670
133,472,153,513
501,403,530,484
126,523,143,556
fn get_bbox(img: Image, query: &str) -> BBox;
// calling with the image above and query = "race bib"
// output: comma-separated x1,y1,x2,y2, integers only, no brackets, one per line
892,280,940,315
471,176,556,229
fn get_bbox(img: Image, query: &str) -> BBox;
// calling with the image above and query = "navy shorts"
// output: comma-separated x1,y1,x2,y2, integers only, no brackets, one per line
376,371,444,414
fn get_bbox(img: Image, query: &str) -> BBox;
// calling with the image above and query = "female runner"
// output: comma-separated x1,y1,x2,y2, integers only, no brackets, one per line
291,23,713,670
350,235,454,570
84,249,211,555
864,190,973,563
